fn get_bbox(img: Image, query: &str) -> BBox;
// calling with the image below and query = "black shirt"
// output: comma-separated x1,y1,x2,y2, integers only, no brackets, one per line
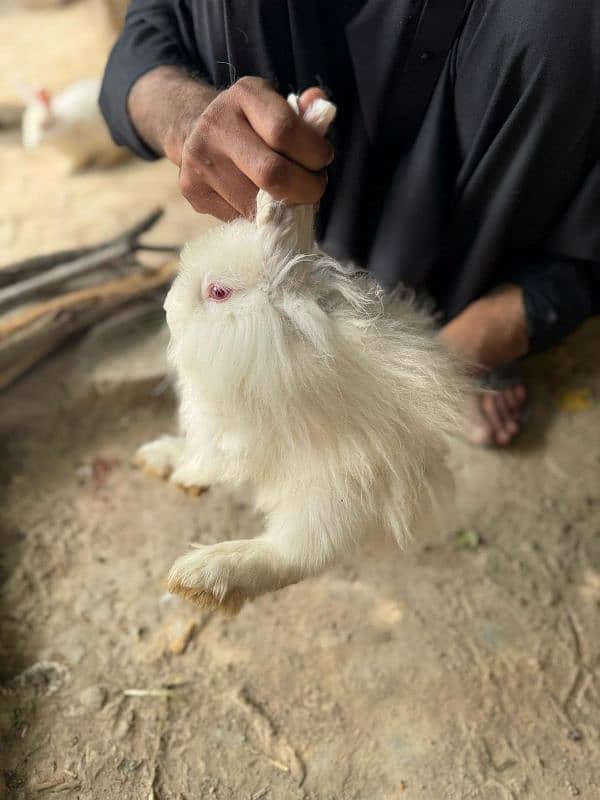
101,0,600,351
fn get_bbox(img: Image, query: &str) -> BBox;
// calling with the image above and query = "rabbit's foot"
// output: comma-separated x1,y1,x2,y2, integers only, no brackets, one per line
168,540,291,614
134,435,184,480
170,463,212,497
135,437,211,494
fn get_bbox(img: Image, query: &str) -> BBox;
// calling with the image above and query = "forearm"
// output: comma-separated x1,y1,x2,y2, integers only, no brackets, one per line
99,0,214,160
128,66,218,165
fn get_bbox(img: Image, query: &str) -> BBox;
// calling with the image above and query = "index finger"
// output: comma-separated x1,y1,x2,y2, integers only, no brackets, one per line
233,79,334,172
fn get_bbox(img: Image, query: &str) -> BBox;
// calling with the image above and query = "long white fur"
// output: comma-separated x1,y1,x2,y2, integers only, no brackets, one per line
136,95,467,613
21,78,125,170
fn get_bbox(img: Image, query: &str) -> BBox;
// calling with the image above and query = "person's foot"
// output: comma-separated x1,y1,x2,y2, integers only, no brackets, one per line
440,284,530,447
466,374,528,447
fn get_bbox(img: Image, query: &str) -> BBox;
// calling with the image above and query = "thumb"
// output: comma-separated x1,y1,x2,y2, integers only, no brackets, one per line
297,86,328,117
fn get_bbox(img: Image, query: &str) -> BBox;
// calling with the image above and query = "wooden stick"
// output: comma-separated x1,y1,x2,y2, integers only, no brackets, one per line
0,241,133,309
0,244,112,289
0,260,177,389
0,207,173,290
0,260,176,340
0,102,24,130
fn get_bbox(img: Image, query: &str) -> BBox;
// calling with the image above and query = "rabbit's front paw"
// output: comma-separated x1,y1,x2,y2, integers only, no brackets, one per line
170,463,212,497
167,540,281,614
134,435,185,480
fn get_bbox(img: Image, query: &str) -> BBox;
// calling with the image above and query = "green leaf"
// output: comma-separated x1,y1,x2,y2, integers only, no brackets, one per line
454,528,482,550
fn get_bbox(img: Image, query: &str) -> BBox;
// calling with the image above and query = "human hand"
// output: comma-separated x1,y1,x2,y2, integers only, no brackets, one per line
177,78,334,221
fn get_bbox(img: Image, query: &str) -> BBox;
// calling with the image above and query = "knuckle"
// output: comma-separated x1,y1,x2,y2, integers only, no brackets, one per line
178,170,195,199
183,129,217,172
184,138,207,165
267,113,295,149
256,154,288,189
232,75,258,97
195,105,214,132
193,106,221,142
189,194,214,215
179,170,208,205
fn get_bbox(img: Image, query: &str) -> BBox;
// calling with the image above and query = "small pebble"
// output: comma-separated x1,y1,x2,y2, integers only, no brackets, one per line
75,464,92,483
115,708,135,739
167,619,196,655
79,685,107,712
567,728,583,742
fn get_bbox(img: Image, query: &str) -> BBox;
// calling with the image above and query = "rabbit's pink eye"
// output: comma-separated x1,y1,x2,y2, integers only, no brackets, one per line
207,283,232,302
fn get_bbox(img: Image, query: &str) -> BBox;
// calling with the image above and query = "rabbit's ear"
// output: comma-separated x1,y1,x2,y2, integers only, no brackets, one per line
256,94,336,271
257,205,315,292
255,192,315,262
298,95,337,137
34,87,52,108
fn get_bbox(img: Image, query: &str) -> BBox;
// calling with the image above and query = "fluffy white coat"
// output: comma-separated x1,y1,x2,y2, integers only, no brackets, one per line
136,98,467,613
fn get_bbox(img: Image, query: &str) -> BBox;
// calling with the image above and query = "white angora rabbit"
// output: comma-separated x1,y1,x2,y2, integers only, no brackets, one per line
21,79,126,170
136,96,467,613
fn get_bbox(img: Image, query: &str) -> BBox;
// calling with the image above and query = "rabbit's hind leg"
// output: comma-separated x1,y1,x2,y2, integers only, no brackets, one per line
167,539,280,614
167,497,352,612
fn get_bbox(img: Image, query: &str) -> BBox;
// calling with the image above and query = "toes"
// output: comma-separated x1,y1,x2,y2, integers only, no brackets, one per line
134,449,173,480
175,483,209,497
466,381,528,448
167,539,288,613
513,383,528,404
167,575,243,615
482,392,518,446
134,435,183,480
481,392,505,442
469,421,494,446
495,393,519,436
168,555,243,613
503,386,519,412
167,542,271,614
465,394,494,446
503,384,528,415
170,468,210,496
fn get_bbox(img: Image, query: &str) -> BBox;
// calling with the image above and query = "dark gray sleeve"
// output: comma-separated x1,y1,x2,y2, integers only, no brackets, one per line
517,158,600,352
517,261,599,353
99,0,202,160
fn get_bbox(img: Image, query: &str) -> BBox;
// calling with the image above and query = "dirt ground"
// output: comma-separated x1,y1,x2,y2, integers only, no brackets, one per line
1,3,600,800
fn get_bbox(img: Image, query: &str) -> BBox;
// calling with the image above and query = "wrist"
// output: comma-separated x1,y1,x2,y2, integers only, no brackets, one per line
128,66,217,165
162,79,218,165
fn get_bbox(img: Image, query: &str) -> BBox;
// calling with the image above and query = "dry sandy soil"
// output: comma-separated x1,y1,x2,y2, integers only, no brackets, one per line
1,3,600,800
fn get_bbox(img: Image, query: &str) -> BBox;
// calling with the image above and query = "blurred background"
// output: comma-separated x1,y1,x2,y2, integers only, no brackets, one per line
0,2,599,800
0,0,202,258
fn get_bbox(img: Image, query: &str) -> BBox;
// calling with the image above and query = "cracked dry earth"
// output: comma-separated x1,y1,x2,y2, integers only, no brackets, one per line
0,315,599,800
